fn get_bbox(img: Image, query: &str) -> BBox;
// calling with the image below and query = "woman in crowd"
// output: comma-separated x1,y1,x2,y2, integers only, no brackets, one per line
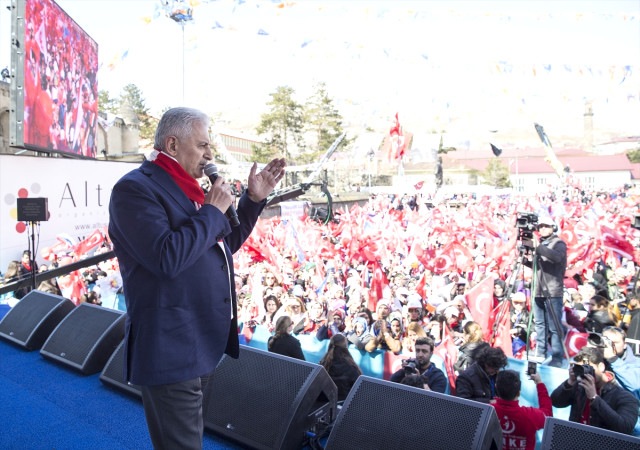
346,316,373,350
284,296,307,329
365,319,402,353
319,334,362,401
37,277,62,296
268,316,305,361
425,313,446,345
317,309,347,341
261,294,282,332
493,279,507,306
294,300,326,336
402,322,427,355
0,261,22,306
584,294,617,332
453,321,485,373
356,307,374,328
389,312,405,342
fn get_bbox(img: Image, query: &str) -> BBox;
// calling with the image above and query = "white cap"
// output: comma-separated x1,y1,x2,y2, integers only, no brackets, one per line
538,216,555,227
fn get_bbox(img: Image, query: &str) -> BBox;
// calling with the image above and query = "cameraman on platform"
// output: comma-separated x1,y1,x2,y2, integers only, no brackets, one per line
524,215,567,367
390,337,447,393
550,347,638,435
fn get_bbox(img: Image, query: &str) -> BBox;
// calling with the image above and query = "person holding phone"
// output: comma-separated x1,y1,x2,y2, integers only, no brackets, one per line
493,369,553,450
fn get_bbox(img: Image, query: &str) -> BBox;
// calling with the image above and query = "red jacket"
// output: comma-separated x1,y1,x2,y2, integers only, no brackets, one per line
492,383,553,450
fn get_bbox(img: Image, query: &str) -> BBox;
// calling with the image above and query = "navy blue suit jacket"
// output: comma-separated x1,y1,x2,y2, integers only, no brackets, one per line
108,161,265,385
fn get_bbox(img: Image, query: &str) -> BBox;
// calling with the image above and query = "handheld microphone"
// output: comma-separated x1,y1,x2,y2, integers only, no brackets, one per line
204,163,240,227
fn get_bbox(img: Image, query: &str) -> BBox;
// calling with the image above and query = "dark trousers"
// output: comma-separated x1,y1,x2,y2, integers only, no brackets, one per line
141,371,214,450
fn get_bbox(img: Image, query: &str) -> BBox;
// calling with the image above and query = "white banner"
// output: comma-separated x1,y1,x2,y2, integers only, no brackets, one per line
0,155,138,271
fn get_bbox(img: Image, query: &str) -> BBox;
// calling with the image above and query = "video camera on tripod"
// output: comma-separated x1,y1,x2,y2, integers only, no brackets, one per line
516,212,538,249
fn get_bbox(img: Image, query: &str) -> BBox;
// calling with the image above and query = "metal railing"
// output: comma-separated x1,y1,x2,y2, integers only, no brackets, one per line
0,250,115,296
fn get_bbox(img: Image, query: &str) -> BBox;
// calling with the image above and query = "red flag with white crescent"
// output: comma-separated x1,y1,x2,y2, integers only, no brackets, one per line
600,224,635,262
492,301,514,357
74,229,105,257
433,327,459,394
564,328,588,358
559,225,578,248
465,275,496,338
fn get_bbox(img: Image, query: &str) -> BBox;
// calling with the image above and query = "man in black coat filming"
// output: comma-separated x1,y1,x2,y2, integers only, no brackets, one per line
390,337,447,393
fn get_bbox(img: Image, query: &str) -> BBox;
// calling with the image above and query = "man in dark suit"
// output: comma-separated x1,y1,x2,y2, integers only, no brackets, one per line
108,107,285,449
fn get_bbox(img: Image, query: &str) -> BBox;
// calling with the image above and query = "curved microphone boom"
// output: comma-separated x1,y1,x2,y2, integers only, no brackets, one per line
204,163,240,227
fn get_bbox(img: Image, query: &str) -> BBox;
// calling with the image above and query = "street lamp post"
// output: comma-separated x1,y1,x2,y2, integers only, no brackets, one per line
166,2,194,105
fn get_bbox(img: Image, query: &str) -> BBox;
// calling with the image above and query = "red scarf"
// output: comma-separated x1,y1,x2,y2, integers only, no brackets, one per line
152,151,205,206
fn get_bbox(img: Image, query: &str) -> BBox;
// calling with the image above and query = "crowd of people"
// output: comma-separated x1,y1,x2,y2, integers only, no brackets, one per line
2,182,640,443
237,184,640,442
23,0,99,156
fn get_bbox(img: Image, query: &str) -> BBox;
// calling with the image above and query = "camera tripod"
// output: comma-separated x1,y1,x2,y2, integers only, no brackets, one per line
489,243,526,346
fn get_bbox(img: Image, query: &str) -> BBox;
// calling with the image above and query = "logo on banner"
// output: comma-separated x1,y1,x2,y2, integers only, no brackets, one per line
6,186,42,233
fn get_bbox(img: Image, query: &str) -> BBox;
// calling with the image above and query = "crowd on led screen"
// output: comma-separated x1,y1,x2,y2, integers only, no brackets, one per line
23,0,98,157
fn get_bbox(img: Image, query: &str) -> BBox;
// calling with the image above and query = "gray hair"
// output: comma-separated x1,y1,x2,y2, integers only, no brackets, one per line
153,107,209,151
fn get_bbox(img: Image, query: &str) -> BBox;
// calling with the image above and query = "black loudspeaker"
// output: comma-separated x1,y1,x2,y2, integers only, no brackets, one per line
99,339,141,398
325,376,503,450
0,290,74,350
203,345,338,450
17,197,49,222
40,303,126,375
540,417,640,449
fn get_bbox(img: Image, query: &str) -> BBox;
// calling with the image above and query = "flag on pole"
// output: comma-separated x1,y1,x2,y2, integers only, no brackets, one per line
389,113,405,161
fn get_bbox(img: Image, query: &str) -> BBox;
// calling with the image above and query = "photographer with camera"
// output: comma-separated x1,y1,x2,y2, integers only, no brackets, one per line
523,215,568,368
389,337,447,393
599,328,640,436
550,347,638,435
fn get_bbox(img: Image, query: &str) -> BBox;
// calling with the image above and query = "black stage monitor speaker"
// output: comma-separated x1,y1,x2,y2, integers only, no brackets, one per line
99,339,141,398
40,303,126,375
0,290,74,350
540,417,640,449
203,345,338,450
325,376,503,450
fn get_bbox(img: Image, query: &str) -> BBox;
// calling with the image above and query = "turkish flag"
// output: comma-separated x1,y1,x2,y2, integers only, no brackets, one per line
389,113,406,161
74,229,105,257
491,301,514,357
433,328,459,394
559,225,578,248
414,181,424,190
57,270,87,305
465,275,496,338
600,224,635,261
384,352,407,381
564,328,588,358
415,271,428,300
451,242,474,273
432,243,457,274
369,262,389,309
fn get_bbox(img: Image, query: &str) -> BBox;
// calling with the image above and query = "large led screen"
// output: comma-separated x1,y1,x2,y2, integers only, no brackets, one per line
11,0,98,158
